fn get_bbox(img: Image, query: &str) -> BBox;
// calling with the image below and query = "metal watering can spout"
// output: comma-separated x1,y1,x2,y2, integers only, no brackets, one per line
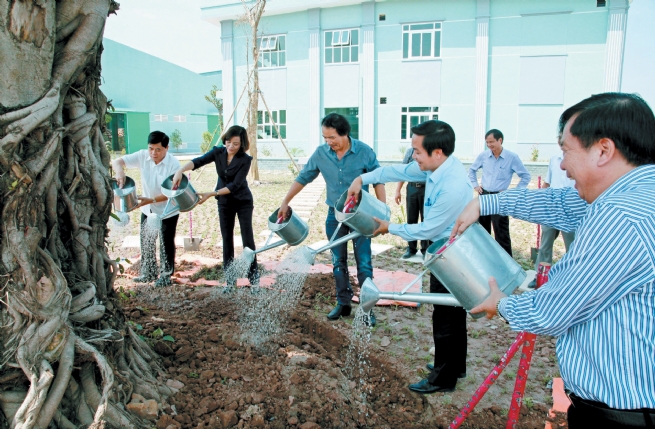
302,230,363,265
359,278,462,314
160,198,179,218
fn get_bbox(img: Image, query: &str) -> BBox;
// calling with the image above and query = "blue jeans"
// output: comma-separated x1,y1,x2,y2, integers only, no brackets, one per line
325,208,373,305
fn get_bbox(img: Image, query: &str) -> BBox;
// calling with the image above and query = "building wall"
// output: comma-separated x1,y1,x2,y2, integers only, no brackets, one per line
101,38,222,153
207,0,628,161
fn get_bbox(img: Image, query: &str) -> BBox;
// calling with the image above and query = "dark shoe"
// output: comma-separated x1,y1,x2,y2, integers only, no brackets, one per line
425,363,466,379
133,275,156,284
364,310,376,327
154,276,172,288
408,378,455,394
527,278,537,289
401,249,417,259
327,304,352,320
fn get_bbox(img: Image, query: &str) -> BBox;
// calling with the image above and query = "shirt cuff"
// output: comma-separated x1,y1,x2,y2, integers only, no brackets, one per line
360,171,377,186
479,194,500,216
497,297,510,320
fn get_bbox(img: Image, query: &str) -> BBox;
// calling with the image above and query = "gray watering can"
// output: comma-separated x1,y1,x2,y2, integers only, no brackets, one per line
111,176,138,213
242,207,310,263
160,174,199,217
300,190,391,265
360,222,526,318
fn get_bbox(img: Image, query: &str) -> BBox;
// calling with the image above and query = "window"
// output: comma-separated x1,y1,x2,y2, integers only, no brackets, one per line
257,110,286,140
154,114,168,122
325,29,359,64
257,35,286,68
173,115,186,122
380,97,387,105
402,22,442,59
401,107,439,140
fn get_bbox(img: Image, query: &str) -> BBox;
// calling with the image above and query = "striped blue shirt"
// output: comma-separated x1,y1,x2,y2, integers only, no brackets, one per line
480,165,655,410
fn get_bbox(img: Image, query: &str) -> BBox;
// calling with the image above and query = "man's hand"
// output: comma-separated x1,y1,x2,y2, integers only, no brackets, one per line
474,186,483,195
115,171,126,188
449,198,481,239
135,196,155,209
278,201,290,220
470,277,508,319
347,177,363,202
394,189,402,205
197,192,215,205
371,217,389,236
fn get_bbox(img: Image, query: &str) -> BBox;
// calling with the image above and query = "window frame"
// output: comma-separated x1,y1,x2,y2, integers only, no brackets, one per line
257,34,286,69
173,115,186,123
154,114,168,122
324,28,360,65
400,107,439,140
257,109,287,141
402,22,442,61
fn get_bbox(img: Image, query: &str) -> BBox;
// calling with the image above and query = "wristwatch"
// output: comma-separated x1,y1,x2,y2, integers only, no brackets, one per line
496,300,509,324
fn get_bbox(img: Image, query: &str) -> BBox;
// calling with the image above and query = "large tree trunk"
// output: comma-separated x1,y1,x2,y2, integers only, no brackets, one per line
0,1,171,428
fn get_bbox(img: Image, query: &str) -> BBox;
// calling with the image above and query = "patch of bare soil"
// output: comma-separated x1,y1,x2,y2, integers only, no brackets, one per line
119,270,556,429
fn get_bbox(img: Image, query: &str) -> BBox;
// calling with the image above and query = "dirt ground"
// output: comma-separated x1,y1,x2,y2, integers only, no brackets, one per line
109,168,568,428
116,266,561,429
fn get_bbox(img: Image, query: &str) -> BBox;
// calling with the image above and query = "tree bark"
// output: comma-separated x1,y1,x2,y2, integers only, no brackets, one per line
0,1,168,427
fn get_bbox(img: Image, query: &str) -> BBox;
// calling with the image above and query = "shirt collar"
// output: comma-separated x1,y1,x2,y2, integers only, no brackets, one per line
595,164,655,202
487,148,505,159
428,155,455,183
147,151,173,167
327,136,357,156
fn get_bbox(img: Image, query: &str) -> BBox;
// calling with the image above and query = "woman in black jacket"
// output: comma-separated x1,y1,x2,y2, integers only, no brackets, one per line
172,125,258,285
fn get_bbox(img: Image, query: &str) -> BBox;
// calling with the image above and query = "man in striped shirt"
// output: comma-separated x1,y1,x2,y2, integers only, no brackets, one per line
453,93,655,428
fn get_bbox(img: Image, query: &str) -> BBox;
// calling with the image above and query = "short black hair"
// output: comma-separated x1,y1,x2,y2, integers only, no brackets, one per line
321,113,351,137
222,125,249,153
485,129,504,142
411,120,455,156
559,93,655,166
148,131,169,148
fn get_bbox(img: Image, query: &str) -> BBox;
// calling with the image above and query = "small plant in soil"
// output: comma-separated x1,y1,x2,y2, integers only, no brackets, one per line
188,372,200,379
442,395,453,405
423,354,432,362
190,264,224,281
524,396,535,409
505,370,517,380
402,326,416,338
417,321,426,328
392,335,401,342
501,408,509,417
491,353,500,361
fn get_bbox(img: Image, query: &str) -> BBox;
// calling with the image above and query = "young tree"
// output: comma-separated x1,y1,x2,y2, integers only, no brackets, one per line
240,0,267,181
204,84,224,144
171,129,183,152
0,2,173,427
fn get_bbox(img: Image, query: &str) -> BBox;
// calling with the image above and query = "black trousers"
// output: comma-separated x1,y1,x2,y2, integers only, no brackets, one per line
217,200,258,282
478,190,512,256
568,394,655,428
140,213,179,279
427,274,468,388
406,184,429,253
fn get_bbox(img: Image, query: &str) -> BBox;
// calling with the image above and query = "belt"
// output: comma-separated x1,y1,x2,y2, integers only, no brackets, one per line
481,189,499,195
569,393,655,426
409,183,425,188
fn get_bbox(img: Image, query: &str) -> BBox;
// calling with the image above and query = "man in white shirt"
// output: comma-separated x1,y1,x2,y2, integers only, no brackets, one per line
528,153,576,288
112,131,181,287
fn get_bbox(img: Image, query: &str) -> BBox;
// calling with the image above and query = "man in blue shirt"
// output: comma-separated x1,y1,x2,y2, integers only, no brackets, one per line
278,113,385,323
348,120,473,394
454,93,655,428
468,129,530,255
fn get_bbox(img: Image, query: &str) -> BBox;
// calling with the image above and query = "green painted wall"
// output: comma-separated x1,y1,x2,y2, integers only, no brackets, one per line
125,112,151,153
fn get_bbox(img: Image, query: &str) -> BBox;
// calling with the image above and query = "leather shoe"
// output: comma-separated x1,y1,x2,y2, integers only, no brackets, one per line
401,249,417,259
425,363,466,379
327,304,351,320
527,278,537,289
408,378,455,394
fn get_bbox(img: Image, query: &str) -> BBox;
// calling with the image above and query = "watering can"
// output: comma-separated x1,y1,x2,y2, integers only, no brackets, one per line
360,222,525,318
242,207,310,263
111,176,138,213
160,174,199,217
300,190,391,264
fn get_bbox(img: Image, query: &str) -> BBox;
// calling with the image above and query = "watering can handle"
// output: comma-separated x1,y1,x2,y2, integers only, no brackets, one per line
329,222,343,243
399,268,429,295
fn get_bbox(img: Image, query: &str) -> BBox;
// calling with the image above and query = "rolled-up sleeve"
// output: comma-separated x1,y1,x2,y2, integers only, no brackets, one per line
192,147,219,170
468,154,483,188
121,150,144,169
295,151,320,186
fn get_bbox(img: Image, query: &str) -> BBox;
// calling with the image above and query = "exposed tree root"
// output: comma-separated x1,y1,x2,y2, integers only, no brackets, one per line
1,1,167,428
